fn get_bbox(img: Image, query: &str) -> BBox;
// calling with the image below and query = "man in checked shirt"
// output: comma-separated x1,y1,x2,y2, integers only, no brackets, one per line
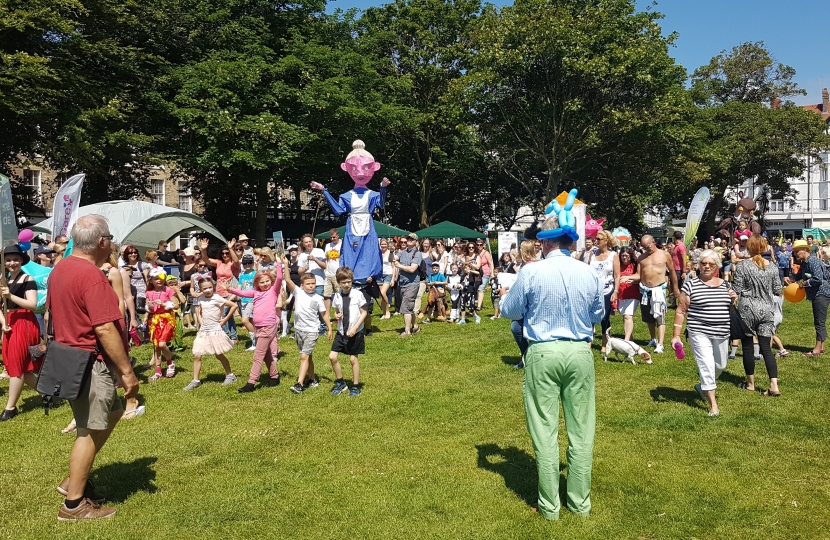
500,215,604,521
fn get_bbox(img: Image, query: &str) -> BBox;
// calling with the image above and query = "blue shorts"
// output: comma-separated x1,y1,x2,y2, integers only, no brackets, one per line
381,274,393,284
478,275,491,292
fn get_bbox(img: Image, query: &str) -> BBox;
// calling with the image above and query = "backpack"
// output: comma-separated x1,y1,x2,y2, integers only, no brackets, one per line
418,258,428,281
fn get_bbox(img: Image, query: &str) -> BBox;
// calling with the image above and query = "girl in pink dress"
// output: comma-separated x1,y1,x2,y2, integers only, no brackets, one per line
146,268,184,381
230,264,284,393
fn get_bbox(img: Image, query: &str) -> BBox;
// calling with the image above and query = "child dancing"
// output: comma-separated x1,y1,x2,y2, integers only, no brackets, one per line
230,263,284,393
183,277,239,391
147,268,184,381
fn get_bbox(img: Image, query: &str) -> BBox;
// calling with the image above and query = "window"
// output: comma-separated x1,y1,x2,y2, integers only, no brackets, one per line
821,200,828,211
22,169,41,203
288,189,296,201
151,179,165,206
55,172,71,188
178,181,192,212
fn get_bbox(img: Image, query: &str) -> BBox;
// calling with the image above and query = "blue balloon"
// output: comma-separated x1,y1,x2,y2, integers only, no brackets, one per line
19,241,31,251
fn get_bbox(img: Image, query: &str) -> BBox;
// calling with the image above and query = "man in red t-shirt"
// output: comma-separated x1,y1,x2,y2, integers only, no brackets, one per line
671,230,687,284
48,215,138,521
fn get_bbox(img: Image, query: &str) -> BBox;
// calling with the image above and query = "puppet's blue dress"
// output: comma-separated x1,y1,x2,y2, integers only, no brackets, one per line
320,185,387,281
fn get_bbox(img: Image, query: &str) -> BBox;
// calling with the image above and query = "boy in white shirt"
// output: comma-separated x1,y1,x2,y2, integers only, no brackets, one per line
329,267,368,397
284,265,331,393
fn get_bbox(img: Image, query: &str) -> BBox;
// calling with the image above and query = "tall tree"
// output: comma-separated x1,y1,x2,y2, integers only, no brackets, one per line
357,0,483,229
465,0,688,215
689,42,830,234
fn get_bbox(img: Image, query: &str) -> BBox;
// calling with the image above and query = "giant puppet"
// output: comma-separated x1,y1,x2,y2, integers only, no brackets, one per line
716,195,762,240
310,140,391,282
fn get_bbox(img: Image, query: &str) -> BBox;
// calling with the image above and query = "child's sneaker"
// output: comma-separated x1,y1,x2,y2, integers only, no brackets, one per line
304,378,319,389
490,315,499,320
246,345,257,351
457,319,466,325
289,382,304,394
331,380,349,395
165,363,176,378
422,319,431,324
222,374,237,386
349,385,361,397
265,376,280,387
238,383,255,393
148,372,163,382
775,349,789,358
183,380,202,391
475,315,481,324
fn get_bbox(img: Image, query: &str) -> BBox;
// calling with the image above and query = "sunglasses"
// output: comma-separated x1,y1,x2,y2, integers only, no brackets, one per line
221,251,230,255
127,251,138,255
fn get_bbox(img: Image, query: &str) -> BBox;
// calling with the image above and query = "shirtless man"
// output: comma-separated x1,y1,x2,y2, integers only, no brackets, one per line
628,235,679,354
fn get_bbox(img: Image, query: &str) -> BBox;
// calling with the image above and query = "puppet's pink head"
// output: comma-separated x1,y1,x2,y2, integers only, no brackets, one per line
340,140,381,187
585,215,605,238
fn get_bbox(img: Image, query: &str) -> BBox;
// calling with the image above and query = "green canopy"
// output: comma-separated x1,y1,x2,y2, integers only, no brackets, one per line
415,221,485,239
315,220,411,239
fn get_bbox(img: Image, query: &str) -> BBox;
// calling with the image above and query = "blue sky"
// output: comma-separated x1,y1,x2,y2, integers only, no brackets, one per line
326,0,829,106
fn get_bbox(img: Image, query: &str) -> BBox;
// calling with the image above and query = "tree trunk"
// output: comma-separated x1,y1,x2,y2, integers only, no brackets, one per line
255,173,269,246
419,170,431,229
705,190,725,239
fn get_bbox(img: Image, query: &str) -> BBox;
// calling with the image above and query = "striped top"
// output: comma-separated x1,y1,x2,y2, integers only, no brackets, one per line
681,277,732,338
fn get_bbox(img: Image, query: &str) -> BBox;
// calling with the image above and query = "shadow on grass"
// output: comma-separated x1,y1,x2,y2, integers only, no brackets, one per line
92,456,158,503
476,443,538,506
649,386,700,409
500,355,522,367
719,370,746,387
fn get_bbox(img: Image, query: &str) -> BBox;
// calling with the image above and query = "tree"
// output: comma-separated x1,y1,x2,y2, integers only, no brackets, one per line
465,0,688,216
357,0,483,229
689,42,830,235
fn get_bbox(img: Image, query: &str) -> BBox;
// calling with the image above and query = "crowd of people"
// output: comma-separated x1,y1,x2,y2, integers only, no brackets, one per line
1,209,823,521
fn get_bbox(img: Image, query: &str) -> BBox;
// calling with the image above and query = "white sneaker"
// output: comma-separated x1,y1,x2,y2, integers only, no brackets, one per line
647,338,657,348
475,315,481,324
654,344,664,354
183,380,201,391
246,345,256,351
222,374,237,386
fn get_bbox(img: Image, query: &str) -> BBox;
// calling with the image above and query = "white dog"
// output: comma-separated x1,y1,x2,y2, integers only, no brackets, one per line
604,328,652,365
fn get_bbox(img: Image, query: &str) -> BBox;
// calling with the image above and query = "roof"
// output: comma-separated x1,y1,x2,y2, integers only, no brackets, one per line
414,221,486,239
315,220,410,239
30,200,227,254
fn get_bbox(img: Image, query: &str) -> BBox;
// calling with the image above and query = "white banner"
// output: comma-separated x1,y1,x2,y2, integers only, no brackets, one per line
683,187,710,248
0,174,18,248
497,231,518,261
51,174,85,239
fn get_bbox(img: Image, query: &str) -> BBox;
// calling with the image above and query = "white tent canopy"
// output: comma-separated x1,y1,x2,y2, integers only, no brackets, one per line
31,200,227,254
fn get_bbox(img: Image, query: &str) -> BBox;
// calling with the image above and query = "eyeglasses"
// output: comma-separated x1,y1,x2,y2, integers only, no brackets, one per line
101,235,114,241
700,262,718,267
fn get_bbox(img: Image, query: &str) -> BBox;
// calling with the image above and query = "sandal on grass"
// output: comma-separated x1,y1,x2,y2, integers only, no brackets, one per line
61,420,76,434
761,390,781,398
804,351,822,357
738,382,755,392
123,405,146,419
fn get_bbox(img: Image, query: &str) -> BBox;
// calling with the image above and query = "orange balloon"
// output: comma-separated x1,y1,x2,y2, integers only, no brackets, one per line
783,282,806,303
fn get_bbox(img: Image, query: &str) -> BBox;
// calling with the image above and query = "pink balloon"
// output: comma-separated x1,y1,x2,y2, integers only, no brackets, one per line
18,229,34,242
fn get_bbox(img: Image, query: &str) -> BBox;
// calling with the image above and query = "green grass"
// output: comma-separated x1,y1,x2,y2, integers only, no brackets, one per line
1,299,829,539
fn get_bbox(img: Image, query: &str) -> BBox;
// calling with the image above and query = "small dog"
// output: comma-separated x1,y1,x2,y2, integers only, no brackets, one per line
604,328,652,365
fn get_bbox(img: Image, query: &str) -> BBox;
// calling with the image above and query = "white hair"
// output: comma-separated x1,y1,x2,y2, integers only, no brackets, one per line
70,215,110,253
698,249,721,267
345,139,374,161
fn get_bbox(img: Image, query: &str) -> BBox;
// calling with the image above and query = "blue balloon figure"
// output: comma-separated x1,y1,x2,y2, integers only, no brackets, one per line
538,189,580,242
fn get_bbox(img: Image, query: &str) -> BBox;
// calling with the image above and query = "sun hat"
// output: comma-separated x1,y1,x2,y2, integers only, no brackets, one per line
3,244,30,265
406,233,419,241
238,234,249,241
287,244,298,251
183,247,197,257
792,239,810,251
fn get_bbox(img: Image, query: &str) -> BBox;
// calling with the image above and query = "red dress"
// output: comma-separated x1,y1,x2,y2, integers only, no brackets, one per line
2,273,40,377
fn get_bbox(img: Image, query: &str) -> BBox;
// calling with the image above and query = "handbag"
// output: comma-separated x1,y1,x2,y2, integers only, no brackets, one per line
135,296,147,314
35,312,98,414
729,303,744,341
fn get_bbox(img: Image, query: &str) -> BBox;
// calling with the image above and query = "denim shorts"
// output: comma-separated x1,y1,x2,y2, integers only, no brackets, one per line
381,274,393,284
478,275,491,292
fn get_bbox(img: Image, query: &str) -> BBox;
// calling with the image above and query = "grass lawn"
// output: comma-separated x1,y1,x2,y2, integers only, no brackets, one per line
1,298,829,539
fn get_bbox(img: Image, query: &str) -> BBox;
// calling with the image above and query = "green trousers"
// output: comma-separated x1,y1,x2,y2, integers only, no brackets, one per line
523,340,596,520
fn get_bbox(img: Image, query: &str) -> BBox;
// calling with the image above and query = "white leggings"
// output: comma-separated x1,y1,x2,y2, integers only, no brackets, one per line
688,331,729,391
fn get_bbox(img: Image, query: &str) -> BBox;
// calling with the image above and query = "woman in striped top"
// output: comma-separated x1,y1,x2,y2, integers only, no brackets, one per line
671,249,736,416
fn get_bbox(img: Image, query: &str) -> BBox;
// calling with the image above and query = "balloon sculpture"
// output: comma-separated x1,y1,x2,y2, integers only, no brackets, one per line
310,140,391,281
585,215,605,239
539,189,580,243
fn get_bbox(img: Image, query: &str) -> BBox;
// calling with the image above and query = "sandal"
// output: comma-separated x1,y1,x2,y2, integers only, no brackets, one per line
761,390,781,398
399,332,412,338
123,405,146,419
804,351,823,357
738,382,755,392
61,420,77,434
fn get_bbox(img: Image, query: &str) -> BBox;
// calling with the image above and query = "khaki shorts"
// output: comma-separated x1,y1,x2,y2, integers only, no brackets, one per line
70,361,123,431
399,284,419,315
295,330,321,356
323,275,340,298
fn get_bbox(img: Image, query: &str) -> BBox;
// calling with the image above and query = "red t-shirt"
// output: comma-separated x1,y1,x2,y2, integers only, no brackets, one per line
618,262,640,300
672,243,687,271
47,256,128,361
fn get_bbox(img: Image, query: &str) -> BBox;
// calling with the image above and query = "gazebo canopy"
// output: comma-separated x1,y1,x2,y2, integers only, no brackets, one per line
30,200,227,254
415,221,485,239
315,220,411,240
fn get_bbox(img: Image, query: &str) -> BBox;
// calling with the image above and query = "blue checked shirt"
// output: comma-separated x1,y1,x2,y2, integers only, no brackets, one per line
500,250,604,343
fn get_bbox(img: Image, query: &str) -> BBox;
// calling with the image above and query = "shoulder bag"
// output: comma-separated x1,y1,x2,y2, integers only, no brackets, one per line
35,311,98,414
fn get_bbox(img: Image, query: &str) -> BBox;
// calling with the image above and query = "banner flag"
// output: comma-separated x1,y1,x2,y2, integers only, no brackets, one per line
684,187,710,248
51,173,85,239
0,174,19,248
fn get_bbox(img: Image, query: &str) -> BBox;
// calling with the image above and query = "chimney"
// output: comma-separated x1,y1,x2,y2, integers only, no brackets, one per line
823,88,829,113
772,97,781,109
